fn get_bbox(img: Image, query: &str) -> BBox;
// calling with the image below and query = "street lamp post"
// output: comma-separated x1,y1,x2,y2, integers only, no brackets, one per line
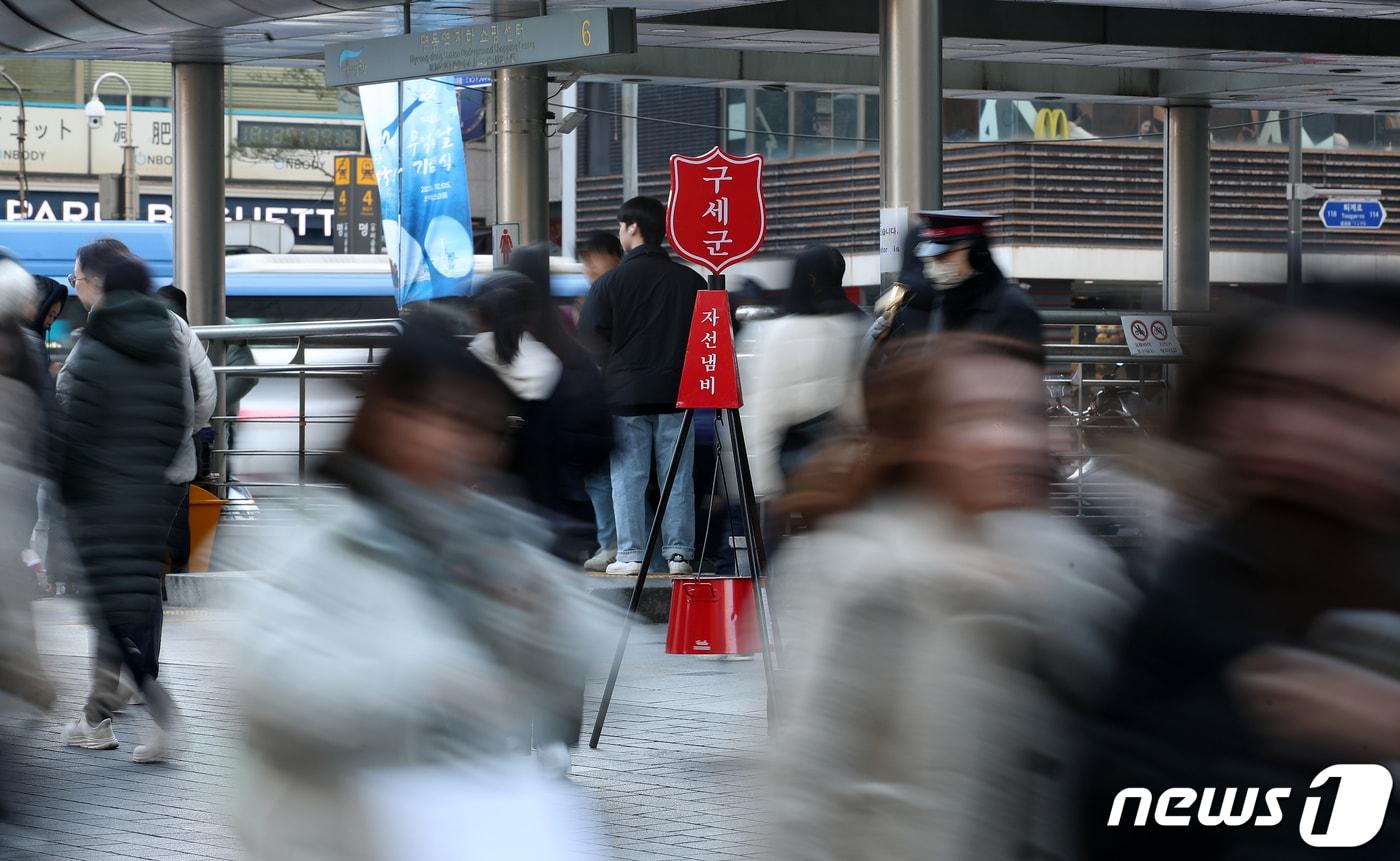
89,72,139,221
0,67,29,219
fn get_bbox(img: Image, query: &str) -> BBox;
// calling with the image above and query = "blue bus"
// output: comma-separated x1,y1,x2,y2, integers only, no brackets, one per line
0,221,591,348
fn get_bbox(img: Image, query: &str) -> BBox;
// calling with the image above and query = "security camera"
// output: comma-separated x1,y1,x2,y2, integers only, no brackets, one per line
85,97,105,129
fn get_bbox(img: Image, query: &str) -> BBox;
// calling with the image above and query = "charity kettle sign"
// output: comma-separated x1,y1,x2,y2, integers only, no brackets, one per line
666,147,766,274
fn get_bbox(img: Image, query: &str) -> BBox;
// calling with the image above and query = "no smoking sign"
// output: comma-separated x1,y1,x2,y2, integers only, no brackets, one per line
1121,314,1183,357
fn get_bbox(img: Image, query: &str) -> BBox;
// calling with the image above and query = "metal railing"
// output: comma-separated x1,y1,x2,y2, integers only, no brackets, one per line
1039,308,1215,554
191,311,1212,556
193,319,402,504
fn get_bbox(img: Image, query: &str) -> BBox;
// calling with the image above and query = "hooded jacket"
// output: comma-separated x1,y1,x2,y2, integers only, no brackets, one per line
58,292,187,626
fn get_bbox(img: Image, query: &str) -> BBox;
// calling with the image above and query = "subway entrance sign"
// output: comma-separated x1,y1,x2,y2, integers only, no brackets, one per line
325,9,637,87
1319,198,1386,230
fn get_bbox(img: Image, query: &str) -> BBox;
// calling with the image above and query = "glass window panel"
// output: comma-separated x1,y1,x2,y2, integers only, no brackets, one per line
726,89,748,150
864,95,879,151
754,90,790,160
832,93,860,154
794,91,834,158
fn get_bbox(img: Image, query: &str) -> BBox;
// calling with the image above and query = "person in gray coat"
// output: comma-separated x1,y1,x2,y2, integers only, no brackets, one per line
57,254,186,764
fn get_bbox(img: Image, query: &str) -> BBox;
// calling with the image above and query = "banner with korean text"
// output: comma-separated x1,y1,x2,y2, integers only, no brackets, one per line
360,78,474,306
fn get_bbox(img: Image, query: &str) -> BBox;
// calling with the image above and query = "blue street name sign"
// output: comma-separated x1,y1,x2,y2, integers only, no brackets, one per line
1319,198,1387,230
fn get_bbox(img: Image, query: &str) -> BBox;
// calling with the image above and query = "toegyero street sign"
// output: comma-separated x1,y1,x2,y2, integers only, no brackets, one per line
1319,198,1386,230
325,9,637,88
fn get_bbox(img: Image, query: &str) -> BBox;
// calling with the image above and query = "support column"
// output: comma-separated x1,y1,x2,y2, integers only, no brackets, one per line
621,82,639,201
173,62,226,484
1162,105,1210,312
879,0,941,214
495,65,550,246
1286,111,1303,304
560,81,579,258
174,63,225,325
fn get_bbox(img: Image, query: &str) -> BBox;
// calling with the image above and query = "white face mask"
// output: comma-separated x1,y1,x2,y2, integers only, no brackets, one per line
924,257,966,290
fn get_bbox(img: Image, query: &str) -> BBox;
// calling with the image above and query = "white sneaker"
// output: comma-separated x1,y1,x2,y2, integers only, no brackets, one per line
61,717,118,750
605,560,642,575
583,546,616,572
132,727,169,764
667,555,693,576
535,741,572,777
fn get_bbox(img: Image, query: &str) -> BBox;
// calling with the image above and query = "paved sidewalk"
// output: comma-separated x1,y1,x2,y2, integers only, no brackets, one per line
0,599,769,860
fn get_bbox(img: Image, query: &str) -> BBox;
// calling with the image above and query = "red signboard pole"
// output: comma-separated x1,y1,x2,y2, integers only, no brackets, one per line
590,151,779,748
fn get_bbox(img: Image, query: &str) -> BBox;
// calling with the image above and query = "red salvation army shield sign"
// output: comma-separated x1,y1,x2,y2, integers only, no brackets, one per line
666,147,766,274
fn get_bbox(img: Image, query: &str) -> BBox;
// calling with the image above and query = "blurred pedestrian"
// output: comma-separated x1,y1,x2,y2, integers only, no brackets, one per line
578,197,704,576
234,317,614,860
575,230,622,287
470,265,612,557
0,256,66,592
745,245,865,503
56,253,185,763
770,334,1132,861
1080,285,1400,860
0,258,55,714
23,274,68,589
574,231,624,571
870,211,1041,353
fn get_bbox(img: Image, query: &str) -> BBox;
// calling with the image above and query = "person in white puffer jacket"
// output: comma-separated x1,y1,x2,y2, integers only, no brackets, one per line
743,245,866,502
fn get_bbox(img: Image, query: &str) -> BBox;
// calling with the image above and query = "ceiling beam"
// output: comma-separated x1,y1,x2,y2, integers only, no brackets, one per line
656,0,1400,59
555,45,1340,105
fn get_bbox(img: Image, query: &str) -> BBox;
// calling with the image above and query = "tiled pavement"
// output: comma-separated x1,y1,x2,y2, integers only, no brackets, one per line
0,600,769,860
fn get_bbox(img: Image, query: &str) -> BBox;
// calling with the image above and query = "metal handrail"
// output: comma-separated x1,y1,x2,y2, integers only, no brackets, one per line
195,318,402,498
1041,310,1217,326
191,318,403,340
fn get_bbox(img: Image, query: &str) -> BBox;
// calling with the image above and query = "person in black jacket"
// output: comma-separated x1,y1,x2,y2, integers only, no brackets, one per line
578,197,705,576
57,255,186,764
871,211,1042,352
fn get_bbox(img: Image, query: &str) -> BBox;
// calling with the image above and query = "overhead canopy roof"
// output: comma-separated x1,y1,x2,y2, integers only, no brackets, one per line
4,0,1400,111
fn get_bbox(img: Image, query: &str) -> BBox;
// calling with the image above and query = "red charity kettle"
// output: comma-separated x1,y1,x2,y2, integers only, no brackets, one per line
665,576,761,655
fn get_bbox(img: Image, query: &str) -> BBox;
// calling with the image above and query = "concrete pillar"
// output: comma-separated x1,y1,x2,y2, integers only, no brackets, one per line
495,65,550,245
173,62,226,483
879,0,941,214
560,81,578,258
173,63,226,327
1162,104,1210,312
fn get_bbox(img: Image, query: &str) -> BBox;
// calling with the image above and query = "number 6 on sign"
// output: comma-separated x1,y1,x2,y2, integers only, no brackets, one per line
581,19,592,47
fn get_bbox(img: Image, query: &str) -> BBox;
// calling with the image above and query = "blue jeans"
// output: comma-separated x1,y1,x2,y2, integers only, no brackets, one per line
584,464,616,550
611,412,695,564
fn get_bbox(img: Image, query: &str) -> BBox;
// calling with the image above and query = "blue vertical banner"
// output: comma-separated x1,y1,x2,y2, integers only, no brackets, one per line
360,78,474,306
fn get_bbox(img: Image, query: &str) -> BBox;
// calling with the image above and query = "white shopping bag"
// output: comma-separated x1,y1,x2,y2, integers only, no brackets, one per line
357,758,611,861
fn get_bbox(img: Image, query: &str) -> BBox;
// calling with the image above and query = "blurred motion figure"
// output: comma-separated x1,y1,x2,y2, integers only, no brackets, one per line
0,257,55,713
770,335,1133,861
1081,284,1400,860
235,317,614,860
